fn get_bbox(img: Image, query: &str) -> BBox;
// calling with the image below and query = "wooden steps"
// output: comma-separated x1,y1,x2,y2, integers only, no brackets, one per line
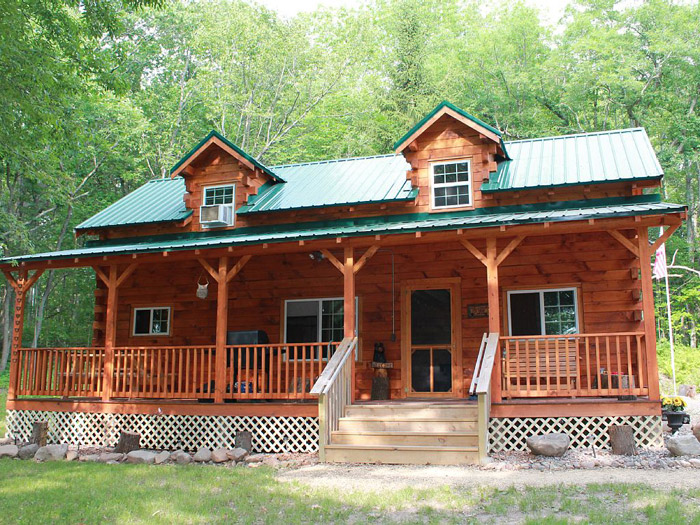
324,403,482,465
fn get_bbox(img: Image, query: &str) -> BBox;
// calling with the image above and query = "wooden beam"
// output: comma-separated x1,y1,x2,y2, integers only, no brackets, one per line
650,222,681,253
608,230,639,257
197,258,220,283
102,265,118,401
115,263,138,289
495,236,525,266
637,227,660,401
2,269,18,291
320,249,344,274
485,238,502,403
461,239,487,265
226,255,252,283
353,245,379,275
343,247,356,339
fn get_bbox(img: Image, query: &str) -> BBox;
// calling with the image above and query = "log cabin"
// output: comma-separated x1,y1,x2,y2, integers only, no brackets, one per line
1,101,686,464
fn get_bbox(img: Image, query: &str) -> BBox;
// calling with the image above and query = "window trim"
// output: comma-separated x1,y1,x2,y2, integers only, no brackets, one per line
429,158,473,210
201,183,236,228
283,296,359,360
506,287,579,336
132,306,172,337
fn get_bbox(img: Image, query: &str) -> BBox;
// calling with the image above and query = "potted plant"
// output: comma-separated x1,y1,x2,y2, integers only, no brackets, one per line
661,396,690,433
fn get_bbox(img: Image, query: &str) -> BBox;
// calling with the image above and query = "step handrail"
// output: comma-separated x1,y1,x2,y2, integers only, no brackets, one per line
472,332,499,462
310,336,357,461
469,333,488,396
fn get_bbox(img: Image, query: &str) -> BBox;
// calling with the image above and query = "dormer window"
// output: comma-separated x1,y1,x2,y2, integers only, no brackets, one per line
430,160,472,209
201,184,235,227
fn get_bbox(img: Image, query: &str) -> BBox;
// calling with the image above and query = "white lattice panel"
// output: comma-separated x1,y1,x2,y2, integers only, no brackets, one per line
6,410,319,453
489,415,662,452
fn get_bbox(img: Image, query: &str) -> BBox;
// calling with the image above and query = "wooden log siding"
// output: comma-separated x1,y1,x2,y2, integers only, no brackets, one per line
501,333,648,398
88,228,644,402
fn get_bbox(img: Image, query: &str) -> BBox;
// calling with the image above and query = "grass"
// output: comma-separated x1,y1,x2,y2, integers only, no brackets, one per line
0,462,698,524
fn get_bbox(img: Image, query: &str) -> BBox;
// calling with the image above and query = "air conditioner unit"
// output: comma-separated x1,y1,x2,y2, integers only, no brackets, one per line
200,204,234,227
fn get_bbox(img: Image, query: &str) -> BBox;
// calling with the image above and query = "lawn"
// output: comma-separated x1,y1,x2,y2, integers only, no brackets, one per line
0,460,699,524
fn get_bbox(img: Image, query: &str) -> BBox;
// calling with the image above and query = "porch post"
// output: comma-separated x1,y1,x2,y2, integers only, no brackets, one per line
637,227,661,401
102,265,119,401
215,256,229,404
343,247,356,402
486,238,502,403
7,274,27,400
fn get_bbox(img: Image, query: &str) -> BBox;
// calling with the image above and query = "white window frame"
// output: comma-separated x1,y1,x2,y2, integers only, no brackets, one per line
430,159,473,210
132,307,171,336
283,297,359,360
201,183,236,227
506,288,579,336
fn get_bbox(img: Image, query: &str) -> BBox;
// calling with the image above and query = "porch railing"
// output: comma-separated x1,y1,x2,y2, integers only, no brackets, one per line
16,342,340,401
16,347,105,397
501,332,648,399
310,336,357,462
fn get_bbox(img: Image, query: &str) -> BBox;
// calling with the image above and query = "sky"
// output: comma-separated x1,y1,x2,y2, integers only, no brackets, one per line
255,0,572,25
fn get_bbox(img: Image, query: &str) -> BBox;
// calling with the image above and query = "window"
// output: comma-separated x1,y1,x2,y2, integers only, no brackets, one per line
133,307,171,336
284,297,358,359
430,160,472,209
507,288,578,336
204,185,234,205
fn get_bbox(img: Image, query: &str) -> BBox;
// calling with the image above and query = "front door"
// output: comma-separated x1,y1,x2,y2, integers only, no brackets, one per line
402,278,462,397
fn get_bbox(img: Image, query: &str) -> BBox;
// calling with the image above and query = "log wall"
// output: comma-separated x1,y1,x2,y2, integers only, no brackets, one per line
93,231,642,401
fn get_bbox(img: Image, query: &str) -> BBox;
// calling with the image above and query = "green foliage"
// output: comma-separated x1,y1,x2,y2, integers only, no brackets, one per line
657,339,700,390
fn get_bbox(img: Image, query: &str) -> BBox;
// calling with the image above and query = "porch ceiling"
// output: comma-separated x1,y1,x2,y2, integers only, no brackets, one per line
1,195,685,265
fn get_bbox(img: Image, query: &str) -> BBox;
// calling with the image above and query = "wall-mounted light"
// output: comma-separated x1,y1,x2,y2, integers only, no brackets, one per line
309,251,325,261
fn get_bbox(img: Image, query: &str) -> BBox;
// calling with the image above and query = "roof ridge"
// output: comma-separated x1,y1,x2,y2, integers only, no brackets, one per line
504,127,645,145
271,153,397,169
147,177,184,184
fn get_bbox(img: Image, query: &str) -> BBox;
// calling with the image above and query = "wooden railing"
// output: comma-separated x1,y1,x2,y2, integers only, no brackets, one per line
15,347,105,397
310,337,357,462
501,332,648,399
16,342,339,401
470,333,499,462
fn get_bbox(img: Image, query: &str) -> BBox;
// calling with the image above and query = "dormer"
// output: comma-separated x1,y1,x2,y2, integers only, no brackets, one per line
394,101,508,212
170,130,284,230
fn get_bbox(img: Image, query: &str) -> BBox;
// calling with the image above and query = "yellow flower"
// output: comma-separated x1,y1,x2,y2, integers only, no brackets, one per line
674,398,682,406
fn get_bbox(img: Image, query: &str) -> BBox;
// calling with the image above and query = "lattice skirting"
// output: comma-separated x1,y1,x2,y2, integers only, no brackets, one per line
6,410,319,453
488,415,662,452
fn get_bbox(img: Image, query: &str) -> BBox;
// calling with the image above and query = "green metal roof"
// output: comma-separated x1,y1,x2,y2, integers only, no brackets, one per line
238,154,416,214
8,195,684,264
169,130,285,183
482,128,663,192
393,100,504,151
75,177,192,231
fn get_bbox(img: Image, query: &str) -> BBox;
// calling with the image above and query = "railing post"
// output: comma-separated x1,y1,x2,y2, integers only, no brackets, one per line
215,257,229,404
637,227,660,401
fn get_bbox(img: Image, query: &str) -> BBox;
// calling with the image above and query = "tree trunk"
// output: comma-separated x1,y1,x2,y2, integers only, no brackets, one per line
114,431,141,454
608,424,636,455
0,287,13,373
31,421,48,446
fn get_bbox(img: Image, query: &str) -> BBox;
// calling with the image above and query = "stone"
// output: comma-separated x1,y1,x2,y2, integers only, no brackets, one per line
0,444,19,459
227,447,249,462
526,433,570,457
193,447,212,462
126,450,157,464
235,431,253,453
211,448,229,463
0,437,13,446
692,423,700,442
98,452,124,463
18,443,39,460
34,444,68,461
79,454,100,462
65,450,79,462
171,450,192,465
679,385,696,398
689,458,700,469
666,435,700,456
244,454,265,464
154,451,170,465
